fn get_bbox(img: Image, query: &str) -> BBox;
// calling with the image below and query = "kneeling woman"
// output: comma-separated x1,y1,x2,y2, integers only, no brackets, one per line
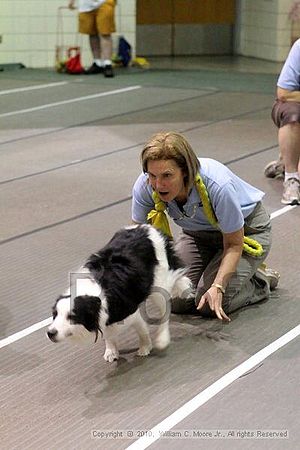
131,131,279,321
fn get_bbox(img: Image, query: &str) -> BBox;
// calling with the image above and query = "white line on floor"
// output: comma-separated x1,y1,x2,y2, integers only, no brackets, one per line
123,204,299,449
0,317,52,349
270,204,297,219
0,85,141,118
0,81,69,95
126,324,300,450
0,203,296,350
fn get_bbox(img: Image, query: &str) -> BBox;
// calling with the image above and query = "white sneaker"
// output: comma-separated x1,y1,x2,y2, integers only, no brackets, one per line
281,178,300,205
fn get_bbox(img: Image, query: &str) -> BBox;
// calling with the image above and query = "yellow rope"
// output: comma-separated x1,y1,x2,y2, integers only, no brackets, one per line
147,173,263,257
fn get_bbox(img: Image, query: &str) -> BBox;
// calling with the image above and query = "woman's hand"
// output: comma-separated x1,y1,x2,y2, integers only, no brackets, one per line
197,228,243,321
197,286,231,322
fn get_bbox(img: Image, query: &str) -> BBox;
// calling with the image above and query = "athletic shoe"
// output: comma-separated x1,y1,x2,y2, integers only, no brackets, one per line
104,65,114,78
255,263,280,291
85,63,104,75
281,178,300,205
264,159,285,179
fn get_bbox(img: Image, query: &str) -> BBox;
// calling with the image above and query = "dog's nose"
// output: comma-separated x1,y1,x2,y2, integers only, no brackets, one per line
47,329,58,342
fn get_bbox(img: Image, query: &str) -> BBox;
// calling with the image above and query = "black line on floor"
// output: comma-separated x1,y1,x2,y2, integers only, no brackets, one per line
0,197,131,246
0,142,279,246
0,143,141,186
0,105,272,186
225,144,278,164
0,90,217,148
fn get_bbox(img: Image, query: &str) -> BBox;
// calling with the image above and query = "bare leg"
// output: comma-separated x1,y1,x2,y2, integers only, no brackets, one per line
279,123,300,204
278,123,300,173
100,34,113,62
89,34,101,59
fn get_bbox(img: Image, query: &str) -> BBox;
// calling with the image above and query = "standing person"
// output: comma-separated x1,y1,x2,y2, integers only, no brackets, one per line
265,38,300,204
68,0,116,77
132,132,280,321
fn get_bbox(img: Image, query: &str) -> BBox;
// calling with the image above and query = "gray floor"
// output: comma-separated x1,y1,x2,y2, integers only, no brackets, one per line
0,56,299,450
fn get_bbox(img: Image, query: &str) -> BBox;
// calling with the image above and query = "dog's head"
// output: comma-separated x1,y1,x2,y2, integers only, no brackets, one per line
47,291,102,345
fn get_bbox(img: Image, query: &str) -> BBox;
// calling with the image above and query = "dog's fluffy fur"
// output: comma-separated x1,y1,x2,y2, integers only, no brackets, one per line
47,224,193,362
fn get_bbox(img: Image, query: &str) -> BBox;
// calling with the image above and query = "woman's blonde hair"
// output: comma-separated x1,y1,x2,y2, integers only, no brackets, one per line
141,131,200,192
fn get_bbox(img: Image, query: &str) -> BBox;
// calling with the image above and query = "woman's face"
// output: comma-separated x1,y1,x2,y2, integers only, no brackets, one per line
147,159,187,203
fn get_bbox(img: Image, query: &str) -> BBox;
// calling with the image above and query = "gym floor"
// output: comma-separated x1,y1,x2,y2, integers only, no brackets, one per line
1,55,299,450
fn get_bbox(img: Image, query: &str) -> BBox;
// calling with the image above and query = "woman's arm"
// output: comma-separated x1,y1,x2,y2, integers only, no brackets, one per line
277,86,300,102
197,227,244,321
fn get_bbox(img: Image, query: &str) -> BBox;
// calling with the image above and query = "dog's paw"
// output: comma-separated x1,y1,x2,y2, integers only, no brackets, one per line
154,328,170,350
137,343,153,357
103,348,119,362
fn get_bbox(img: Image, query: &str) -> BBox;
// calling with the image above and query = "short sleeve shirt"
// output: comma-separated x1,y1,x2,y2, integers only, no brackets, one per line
131,158,265,233
277,39,300,91
78,0,106,12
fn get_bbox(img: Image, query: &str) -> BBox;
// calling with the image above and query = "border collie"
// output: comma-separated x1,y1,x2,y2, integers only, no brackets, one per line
47,224,193,362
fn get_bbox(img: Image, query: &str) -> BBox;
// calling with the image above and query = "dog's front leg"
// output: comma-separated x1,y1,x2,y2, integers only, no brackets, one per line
131,310,152,357
103,338,119,362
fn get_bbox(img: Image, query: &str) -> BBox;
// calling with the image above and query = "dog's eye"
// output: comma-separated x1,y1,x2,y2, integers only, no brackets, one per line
52,310,57,319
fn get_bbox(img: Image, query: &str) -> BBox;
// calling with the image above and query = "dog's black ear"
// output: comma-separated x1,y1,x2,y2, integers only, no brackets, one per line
85,255,105,282
85,251,103,270
72,296,101,332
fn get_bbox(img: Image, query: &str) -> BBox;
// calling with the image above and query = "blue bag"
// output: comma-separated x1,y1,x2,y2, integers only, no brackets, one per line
118,36,132,67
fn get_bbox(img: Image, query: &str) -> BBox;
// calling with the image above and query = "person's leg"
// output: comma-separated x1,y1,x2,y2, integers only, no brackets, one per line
172,204,278,318
279,123,300,174
100,34,114,77
89,34,101,60
99,34,112,61
195,204,276,316
279,123,300,204
270,100,300,203
171,230,219,314
265,101,285,179
97,0,116,77
172,228,269,317
196,249,269,315
85,34,105,74
79,11,103,74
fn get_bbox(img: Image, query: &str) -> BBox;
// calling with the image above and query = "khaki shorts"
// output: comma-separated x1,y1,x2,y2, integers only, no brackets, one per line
271,99,300,128
79,0,116,35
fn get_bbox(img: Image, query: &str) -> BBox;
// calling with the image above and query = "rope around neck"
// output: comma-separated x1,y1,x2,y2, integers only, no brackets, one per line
147,173,263,257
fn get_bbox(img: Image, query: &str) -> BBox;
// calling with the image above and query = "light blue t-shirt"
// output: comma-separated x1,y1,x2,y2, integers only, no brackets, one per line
277,39,300,90
132,158,265,233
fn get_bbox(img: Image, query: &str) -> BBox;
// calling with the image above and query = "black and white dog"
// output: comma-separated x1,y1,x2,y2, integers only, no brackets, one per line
47,224,193,362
